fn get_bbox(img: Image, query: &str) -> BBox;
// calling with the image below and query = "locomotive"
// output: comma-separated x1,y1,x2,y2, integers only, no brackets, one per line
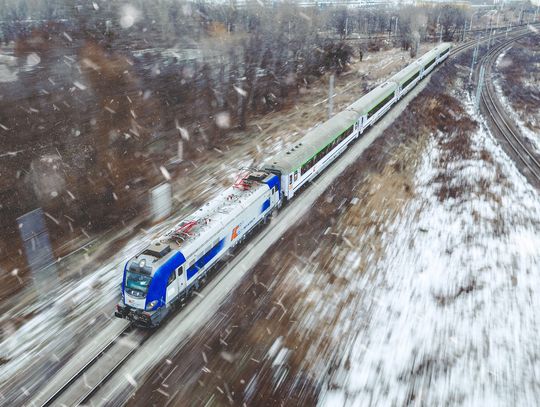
115,42,452,327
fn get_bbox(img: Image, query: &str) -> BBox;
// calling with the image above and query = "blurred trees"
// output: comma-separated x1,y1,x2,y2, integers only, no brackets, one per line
0,0,467,277
0,1,357,262
439,5,467,41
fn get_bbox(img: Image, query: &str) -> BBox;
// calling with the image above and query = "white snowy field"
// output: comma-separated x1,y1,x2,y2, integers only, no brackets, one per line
318,98,540,406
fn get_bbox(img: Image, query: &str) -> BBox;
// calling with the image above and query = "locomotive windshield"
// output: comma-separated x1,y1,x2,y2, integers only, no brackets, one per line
125,271,152,298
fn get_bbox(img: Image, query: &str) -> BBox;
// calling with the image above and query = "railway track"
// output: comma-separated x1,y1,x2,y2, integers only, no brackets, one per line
37,325,150,407
476,30,540,184
449,23,537,57
30,25,540,407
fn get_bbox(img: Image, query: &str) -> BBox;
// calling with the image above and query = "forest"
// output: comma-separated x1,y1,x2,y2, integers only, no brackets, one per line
0,0,474,287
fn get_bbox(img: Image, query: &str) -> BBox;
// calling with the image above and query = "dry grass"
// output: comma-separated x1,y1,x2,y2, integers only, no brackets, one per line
496,36,540,132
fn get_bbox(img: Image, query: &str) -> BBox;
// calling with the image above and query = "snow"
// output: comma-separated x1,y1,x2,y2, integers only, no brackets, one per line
119,5,141,29
26,53,40,67
317,97,540,406
0,53,18,83
494,50,540,155
0,65,18,83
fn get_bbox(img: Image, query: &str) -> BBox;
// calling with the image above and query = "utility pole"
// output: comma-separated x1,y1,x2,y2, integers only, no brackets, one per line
328,74,334,119
475,64,486,112
469,12,477,32
436,14,440,41
469,38,479,84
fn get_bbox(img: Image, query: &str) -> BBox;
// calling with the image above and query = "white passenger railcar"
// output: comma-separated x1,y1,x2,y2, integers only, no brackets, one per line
347,81,399,128
265,110,360,199
417,42,452,78
389,62,423,100
266,80,400,200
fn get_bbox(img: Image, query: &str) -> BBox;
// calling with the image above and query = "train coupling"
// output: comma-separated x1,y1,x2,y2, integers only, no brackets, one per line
115,303,165,328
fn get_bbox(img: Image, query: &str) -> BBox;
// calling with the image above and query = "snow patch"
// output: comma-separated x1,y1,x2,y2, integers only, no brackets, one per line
318,97,540,406
119,5,140,29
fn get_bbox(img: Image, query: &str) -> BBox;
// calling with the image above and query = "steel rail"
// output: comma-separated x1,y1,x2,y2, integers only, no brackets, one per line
75,329,151,406
39,325,133,407
478,33,540,182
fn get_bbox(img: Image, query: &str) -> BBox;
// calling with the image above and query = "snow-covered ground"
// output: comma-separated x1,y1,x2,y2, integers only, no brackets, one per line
319,98,540,406
495,49,540,155
494,78,540,154
0,53,18,83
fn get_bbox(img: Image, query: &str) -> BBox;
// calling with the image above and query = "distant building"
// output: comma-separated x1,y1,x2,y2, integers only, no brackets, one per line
415,0,471,6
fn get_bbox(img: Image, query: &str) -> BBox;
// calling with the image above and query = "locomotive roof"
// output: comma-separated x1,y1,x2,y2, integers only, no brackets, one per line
265,109,358,174
131,171,276,272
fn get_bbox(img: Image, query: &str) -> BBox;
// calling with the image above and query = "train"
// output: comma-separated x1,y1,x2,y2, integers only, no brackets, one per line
115,42,452,327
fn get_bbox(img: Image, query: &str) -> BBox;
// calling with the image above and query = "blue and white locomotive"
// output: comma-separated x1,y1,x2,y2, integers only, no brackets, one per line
115,43,452,327
115,170,280,326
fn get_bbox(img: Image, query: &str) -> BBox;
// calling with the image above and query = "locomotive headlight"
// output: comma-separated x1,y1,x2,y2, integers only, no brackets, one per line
146,300,158,311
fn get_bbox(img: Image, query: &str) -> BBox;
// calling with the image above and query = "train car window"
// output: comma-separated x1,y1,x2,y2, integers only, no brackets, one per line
177,266,183,276
289,174,293,184
167,270,176,285
424,57,436,70
294,171,298,181
367,92,395,119
402,71,420,89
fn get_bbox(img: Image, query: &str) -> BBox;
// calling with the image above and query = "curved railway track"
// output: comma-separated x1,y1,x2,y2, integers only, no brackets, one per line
476,32,540,184
31,24,540,407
